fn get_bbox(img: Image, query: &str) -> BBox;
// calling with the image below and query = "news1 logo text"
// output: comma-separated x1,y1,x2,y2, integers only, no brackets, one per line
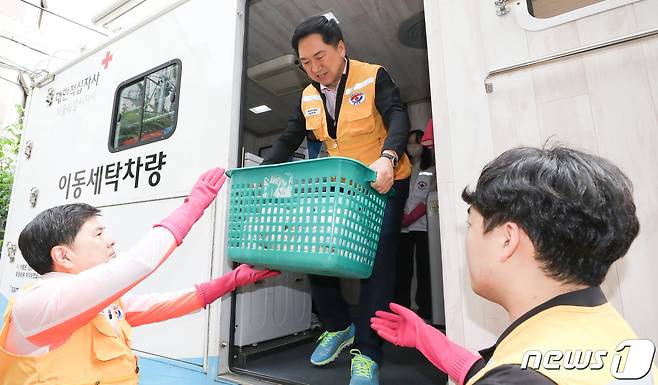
521,339,656,380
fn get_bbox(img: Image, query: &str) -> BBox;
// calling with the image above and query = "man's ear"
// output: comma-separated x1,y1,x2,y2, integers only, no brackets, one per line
337,40,346,58
51,245,73,271
499,222,521,262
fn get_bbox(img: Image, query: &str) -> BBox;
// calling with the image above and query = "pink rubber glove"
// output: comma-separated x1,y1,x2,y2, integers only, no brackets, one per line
402,203,427,227
155,167,227,244
195,264,280,306
371,303,481,385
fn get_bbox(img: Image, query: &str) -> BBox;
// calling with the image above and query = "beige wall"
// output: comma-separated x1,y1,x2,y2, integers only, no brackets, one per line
425,0,658,355
407,100,432,134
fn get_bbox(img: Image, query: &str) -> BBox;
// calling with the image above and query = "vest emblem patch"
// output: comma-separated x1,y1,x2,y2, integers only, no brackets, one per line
106,304,124,320
305,107,321,117
349,92,365,106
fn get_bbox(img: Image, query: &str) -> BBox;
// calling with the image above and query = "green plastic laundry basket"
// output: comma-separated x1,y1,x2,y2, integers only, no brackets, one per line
226,157,387,278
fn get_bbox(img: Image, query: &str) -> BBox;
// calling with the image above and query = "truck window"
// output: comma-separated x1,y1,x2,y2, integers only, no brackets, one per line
517,0,641,30
528,0,604,18
109,59,181,152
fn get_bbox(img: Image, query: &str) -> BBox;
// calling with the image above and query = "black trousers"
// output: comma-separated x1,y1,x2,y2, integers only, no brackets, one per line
393,231,432,320
309,178,409,365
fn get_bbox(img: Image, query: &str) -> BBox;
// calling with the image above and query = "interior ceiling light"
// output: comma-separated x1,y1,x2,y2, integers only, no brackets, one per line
322,11,339,23
249,105,272,114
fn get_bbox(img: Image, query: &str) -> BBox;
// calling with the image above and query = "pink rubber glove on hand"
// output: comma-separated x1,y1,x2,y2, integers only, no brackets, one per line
371,303,481,385
401,214,412,228
195,264,280,306
155,167,227,244
402,203,427,227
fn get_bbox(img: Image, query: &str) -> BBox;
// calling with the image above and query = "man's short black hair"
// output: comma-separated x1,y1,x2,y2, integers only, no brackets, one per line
291,15,344,56
462,145,639,286
18,203,101,275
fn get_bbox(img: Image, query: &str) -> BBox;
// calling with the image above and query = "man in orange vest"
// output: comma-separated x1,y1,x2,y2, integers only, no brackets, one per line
371,146,658,384
0,168,279,385
262,15,411,385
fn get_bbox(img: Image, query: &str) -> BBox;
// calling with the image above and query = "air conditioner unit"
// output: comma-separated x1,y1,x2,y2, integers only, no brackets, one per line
247,54,309,96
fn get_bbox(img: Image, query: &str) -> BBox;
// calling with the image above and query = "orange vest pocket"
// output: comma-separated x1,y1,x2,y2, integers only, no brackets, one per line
342,107,374,135
91,319,128,362
304,115,325,140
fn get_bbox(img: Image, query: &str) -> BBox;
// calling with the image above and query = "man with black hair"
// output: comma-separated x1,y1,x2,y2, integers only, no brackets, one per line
262,15,411,385
0,168,278,385
372,145,658,384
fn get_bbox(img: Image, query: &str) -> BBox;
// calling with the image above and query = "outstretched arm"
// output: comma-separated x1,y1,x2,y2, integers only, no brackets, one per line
11,168,226,347
122,264,280,327
12,228,178,347
371,303,481,385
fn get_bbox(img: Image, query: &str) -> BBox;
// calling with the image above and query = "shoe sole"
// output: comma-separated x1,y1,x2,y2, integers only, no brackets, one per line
310,336,355,366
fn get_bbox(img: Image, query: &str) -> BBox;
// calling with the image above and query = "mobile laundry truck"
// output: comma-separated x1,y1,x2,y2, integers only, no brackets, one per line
1,0,658,384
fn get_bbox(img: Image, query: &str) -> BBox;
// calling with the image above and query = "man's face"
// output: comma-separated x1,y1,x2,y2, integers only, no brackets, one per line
64,216,116,273
298,33,346,88
465,207,498,299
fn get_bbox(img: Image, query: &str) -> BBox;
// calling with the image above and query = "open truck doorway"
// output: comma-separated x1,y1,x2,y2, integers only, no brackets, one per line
232,1,446,384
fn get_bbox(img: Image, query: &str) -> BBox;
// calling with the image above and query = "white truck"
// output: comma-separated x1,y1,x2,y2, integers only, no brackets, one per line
1,0,657,384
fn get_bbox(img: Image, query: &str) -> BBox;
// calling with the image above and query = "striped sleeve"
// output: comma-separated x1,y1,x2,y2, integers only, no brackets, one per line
11,227,177,346
121,289,204,327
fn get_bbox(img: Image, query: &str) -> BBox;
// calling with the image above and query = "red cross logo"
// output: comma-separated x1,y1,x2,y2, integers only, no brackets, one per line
101,51,113,69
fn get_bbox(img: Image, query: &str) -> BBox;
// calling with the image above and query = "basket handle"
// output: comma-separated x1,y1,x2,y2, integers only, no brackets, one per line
366,170,396,197
366,169,377,184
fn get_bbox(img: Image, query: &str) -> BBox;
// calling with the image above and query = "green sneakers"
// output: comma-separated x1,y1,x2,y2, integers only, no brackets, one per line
310,323,355,366
349,349,379,385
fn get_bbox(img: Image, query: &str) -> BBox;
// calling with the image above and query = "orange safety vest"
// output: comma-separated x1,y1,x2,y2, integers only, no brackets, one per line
0,298,138,385
301,59,411,180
